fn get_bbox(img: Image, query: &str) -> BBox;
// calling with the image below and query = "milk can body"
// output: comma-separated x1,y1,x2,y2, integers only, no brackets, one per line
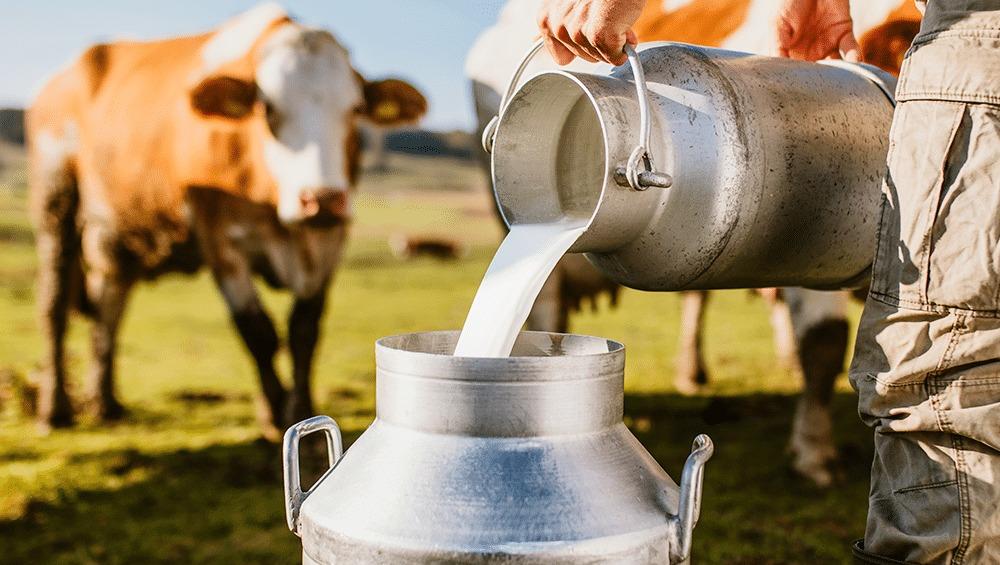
283,331,712,564
491,43,896,291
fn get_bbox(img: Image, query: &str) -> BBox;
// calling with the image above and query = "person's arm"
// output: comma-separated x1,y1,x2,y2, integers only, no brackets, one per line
537,0,645,66
538,0,860,66
776,0,859,61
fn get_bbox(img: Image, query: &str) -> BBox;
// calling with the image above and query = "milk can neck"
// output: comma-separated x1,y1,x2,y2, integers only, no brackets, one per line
374,331,625,437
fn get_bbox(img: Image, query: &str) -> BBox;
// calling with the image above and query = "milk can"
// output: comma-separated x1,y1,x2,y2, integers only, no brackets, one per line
485,41,896,291
283,331,713,564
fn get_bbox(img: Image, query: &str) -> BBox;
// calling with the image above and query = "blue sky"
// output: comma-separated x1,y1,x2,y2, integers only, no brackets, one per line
0,1,506,131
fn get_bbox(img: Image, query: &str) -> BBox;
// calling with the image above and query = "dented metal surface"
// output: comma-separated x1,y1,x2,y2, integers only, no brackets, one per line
491,42,896,291
285,331,712,564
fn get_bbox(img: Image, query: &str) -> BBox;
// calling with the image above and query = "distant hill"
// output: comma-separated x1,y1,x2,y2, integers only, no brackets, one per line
383,129,477,161
0,109,24,145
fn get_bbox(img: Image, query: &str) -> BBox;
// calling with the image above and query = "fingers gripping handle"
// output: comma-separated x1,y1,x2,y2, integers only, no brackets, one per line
669,434,714,563
482,39,671,191
283,415,344,536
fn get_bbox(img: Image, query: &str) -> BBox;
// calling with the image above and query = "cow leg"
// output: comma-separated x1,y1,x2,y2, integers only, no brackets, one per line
83,266,131,421
34,229,77,430
765,293,798,369
674,290,709,395
213,268,287,440
784,288,849,487
286,285,329,424
32,166,80,430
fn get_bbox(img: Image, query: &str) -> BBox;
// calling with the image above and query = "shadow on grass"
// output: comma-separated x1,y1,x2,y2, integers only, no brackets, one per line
0,431,361,565
0,393,872,565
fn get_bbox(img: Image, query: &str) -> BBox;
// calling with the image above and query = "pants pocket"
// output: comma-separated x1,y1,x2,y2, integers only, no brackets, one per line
869,100,967,307
872,100,1000,313
925,103,1000,312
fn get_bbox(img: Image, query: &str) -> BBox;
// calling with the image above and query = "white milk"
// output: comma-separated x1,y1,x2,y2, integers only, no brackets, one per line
454,220,587,357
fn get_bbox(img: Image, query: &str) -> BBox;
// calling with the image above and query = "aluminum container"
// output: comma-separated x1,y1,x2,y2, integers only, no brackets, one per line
488,42,896,291
283,331,712,564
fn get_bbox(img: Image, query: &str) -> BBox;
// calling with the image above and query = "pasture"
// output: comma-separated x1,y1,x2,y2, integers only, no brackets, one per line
0,150,869,564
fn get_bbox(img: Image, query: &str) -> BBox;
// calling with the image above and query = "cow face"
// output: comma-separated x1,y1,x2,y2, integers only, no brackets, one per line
190,23,427,226
254,26,361,225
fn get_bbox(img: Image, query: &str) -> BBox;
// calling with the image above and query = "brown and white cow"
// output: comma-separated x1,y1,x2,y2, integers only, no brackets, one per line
467,0,919,485
28,3,426,437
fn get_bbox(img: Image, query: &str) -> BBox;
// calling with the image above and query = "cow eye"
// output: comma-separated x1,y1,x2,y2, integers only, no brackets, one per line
264,100,283,135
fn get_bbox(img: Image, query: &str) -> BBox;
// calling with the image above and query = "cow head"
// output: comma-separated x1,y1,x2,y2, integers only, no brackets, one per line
189,6,426,226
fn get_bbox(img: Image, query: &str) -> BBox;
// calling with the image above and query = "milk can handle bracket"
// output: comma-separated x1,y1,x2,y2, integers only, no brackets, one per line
283,415,344,536
669,434,714,563
482,39,671,191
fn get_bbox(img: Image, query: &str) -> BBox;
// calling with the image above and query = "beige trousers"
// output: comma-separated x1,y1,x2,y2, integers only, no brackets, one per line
850,2,1000,563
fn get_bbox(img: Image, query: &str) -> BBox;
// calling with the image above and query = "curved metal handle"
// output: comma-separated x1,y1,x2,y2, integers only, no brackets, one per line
482,39,671,191
282,415,344,536
669,434,714,563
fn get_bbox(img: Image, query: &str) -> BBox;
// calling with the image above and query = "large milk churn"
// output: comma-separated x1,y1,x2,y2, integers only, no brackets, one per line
485,41,896,291
283,331,713,564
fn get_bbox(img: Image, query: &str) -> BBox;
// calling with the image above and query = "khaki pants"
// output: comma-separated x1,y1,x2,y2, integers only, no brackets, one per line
849,3,1000,563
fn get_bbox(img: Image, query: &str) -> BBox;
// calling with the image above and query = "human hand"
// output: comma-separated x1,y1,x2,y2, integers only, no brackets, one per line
777,0,859,61
537,0,645,66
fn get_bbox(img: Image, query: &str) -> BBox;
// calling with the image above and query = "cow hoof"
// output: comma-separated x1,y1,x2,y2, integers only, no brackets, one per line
285,398,315,428
36,388,75,432
674,366,708,396
789,445,839,488
254,398,285,443
90,397,128,422
792,458,835,488
259,421,283,444
36,409,75,434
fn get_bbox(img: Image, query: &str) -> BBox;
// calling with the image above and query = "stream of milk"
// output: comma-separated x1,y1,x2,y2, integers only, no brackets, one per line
453,221,587,357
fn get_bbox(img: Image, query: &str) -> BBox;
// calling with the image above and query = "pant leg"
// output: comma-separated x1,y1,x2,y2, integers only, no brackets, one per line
849,96,1000,564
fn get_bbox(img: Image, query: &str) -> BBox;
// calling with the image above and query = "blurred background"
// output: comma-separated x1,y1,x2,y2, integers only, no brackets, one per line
0,2,875,563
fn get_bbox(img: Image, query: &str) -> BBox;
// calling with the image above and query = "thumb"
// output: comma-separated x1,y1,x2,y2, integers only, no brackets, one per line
625,28,638,46
839,32,860,62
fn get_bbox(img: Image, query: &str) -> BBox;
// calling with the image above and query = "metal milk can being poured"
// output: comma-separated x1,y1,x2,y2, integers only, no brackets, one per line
487,41,896,291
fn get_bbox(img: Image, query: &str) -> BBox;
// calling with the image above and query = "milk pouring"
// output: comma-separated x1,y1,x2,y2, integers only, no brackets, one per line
454,221,585,357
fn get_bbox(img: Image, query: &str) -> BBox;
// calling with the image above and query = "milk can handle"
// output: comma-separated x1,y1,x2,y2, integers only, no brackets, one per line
669,434,714,563
283,415,344,536
481,39,670,191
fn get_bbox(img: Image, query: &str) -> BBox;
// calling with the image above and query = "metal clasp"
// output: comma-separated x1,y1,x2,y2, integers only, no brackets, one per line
282,415,344,536
482,39,671,191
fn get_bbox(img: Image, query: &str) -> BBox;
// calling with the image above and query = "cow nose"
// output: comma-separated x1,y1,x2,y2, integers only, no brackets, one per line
300,189,350,224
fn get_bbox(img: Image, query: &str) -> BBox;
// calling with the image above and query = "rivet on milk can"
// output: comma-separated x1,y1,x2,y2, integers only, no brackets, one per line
487,40,897,292
283,331,713,564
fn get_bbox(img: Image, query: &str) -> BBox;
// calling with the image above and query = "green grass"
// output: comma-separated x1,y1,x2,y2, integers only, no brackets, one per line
0,153,868,564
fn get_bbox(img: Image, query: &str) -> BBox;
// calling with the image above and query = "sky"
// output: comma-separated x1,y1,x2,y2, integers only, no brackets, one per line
0,1,507,131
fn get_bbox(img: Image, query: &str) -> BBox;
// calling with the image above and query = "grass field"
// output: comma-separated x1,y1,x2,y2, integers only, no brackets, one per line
0,151,869,564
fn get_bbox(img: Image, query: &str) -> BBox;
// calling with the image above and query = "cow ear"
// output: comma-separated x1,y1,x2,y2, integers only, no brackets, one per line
190,76,258,119
360,78,427,126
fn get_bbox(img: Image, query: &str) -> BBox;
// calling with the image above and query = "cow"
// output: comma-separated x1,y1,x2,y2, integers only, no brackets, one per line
27,3,427,438
467,0,920,486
